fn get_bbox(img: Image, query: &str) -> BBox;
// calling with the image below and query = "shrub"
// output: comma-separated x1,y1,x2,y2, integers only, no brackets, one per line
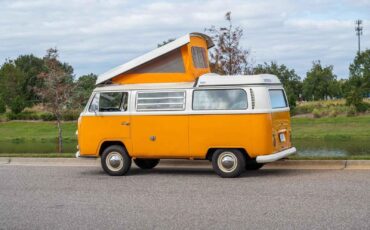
312,108,322,118
0,99,5,114
6,111,40,120
8,96,27,114
346,106,357,117
328,108,338,117
62,111,80,121
40,113,57,121
355,102,369,113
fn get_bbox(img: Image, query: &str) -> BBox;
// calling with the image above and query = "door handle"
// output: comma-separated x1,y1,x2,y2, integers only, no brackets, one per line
121,121,130,126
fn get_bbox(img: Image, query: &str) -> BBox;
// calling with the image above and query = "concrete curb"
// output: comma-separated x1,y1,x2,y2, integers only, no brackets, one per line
1,157,370,169
0,157,10,165
266,160,347,170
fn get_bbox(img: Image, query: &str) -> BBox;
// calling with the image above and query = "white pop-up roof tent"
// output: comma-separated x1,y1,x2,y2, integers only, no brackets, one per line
96,32,214,85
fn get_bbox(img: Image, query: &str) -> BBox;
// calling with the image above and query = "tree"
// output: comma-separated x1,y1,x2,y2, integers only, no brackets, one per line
0,98,5,114
0,61,28,113
14,55,45,106
72,73,97,108
0,54,45,114
36,48,74,152
346,49,370,111
302,61,340,100
253,62,302,108
205,12,250,75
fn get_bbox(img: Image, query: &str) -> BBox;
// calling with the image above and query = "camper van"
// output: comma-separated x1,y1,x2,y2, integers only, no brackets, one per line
76,33,296,178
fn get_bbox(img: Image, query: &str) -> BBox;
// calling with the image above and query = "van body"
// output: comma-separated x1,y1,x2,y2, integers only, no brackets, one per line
77,74,296,177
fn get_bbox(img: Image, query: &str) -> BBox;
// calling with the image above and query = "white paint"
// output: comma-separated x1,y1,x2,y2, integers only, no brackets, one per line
256,147,297,163
196,73,282,86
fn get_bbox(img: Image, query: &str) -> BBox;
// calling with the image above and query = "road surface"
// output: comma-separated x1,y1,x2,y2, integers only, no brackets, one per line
0,164,369,229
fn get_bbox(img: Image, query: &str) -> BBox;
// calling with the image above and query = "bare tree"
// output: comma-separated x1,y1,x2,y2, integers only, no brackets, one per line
36,48,74,153
205,12,251,75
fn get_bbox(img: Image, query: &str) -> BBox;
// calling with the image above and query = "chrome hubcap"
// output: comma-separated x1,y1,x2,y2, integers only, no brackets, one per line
217,152,237,173
106,152,123,172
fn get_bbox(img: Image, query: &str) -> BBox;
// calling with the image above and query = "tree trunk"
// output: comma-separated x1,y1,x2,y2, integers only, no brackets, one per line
56,119,63,153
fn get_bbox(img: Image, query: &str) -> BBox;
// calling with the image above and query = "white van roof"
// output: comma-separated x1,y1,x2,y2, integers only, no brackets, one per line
94,73,281,91
196,73,281,86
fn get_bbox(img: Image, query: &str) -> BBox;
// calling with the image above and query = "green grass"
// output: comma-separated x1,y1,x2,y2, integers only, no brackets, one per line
0,121,77,142
292,115,370,140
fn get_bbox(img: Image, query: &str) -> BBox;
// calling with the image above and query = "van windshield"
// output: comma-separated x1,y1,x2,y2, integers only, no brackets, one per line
269,89,288,109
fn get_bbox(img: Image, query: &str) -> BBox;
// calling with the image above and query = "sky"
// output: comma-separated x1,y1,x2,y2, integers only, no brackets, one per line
1,0,369,79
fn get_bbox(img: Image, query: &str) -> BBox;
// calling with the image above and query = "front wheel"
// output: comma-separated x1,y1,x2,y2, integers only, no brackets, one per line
134,159,160,169
101,145,131,176
212,149,246,178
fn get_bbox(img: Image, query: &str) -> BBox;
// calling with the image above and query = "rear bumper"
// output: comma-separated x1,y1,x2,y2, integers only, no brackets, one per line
256,147,296,163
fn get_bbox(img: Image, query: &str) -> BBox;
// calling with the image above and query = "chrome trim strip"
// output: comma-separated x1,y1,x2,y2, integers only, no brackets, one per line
256,147,296,163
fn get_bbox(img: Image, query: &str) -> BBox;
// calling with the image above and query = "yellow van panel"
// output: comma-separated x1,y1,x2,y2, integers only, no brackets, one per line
189,114,274,158
131,115,189,158
78,115,131,156
271,111,292,152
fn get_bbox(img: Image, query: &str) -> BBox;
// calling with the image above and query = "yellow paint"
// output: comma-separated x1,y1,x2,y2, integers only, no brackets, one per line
111,35,211,84
78,115,132,156
78,111,292,159
131,115,189,157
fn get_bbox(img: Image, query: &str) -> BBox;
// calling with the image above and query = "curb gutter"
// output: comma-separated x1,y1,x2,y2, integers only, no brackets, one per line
1,157,370,169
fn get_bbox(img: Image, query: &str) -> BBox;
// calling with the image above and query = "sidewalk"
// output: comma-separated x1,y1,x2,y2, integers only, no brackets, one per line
1,157,370,169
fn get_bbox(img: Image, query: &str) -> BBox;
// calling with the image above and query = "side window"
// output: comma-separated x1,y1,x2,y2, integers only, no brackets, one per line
269,89,288,109
136,91,185,111
193,89,248,110
88,92,128,112
88,93,99,112
191,46,208,69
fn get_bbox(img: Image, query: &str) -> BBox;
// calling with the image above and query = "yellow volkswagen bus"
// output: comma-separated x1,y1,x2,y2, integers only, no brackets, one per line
76,73,296,177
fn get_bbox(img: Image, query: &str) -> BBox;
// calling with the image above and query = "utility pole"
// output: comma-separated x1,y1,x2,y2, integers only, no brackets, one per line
355,20,363,53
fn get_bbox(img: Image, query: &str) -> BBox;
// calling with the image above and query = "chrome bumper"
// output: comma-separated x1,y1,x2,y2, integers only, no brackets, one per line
256,147,296,163
75,151,80,158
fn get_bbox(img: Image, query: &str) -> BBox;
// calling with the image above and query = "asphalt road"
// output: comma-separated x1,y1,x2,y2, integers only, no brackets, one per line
0,164,369,230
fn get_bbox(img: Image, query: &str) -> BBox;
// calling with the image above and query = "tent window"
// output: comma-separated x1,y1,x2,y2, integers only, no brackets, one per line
128,48,185,74
191,46,208,69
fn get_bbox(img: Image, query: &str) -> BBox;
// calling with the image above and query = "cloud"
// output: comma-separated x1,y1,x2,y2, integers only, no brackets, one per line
0,0,369,78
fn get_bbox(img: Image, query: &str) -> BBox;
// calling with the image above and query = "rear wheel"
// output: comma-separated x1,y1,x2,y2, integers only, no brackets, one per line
101,145,131,176
134,159,160,169
212,149,246,178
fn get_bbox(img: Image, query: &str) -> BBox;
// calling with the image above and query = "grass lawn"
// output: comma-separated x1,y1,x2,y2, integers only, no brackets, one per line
0,121,77,142
292,115,370,140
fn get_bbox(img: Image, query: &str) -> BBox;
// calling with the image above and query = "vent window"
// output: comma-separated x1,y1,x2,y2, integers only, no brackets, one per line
136,91,186,111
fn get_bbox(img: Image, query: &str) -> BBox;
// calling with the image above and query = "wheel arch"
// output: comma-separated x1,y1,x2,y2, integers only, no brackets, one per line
206,148,251,161
99,140,129,156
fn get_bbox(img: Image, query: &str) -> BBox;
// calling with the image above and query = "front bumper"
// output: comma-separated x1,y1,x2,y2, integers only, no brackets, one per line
75,151,80,158
256,147,296,163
